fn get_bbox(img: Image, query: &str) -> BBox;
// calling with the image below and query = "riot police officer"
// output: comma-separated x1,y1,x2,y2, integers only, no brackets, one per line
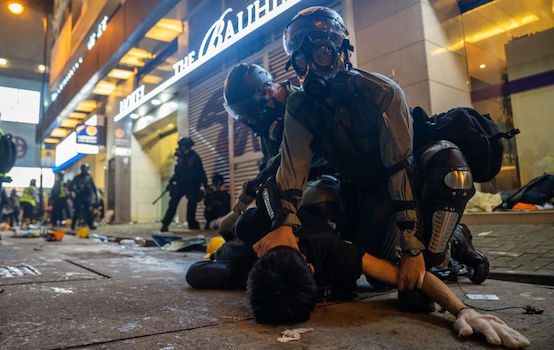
224,63,333,213
161,137,208,232
71,164,98,230
254,7,487,305
224,64,296,213
203,173,231,229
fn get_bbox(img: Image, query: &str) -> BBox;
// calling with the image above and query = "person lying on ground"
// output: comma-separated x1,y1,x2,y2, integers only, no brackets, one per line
186,176,529,348
245,178,529,349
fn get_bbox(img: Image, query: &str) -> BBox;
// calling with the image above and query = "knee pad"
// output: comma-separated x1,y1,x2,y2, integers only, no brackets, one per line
419,141,475,263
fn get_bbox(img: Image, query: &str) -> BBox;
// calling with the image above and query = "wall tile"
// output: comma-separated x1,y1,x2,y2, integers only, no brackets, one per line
429,80,472,114
425,41,470,92
360,41,428,87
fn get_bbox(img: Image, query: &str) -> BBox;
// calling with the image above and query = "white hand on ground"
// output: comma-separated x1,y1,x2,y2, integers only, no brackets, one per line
454,308,530,349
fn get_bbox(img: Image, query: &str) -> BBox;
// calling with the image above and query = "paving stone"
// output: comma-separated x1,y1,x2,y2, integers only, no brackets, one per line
515,262,549,271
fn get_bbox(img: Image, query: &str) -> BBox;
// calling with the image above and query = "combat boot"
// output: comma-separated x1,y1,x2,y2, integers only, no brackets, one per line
450,224,489,284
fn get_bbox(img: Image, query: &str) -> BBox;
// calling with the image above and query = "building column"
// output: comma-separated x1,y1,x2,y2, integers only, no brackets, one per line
352,0,471,114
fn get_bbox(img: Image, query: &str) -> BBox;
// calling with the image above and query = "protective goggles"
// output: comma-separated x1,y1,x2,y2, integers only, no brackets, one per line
289,40,338,76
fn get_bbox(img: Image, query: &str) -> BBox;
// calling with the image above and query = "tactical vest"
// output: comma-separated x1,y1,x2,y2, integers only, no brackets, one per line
20,187,36,206
286,71,389,186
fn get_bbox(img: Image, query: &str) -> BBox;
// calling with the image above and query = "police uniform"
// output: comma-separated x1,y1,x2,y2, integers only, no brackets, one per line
71,171,97,229
162,149,208,230
276,71,422,259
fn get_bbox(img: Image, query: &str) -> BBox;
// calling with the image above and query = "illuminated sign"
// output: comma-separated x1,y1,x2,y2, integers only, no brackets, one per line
119,85,145,115
55,132,99,167
51,57,83,102
115,0,303,122
51,16,110,102
87,16,109,50
76,125,106,145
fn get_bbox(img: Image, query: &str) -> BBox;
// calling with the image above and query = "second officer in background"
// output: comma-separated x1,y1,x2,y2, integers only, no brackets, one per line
161,137,208,232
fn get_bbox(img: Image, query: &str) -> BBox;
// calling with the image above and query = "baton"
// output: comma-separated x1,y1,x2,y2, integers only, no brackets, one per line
152,189,169,205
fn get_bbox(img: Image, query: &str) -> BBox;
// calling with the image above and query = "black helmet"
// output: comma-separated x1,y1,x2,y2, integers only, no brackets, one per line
178,137,194,148
223,64,277,135
283,7,353,99
212,173,224,186
80,163,90,173
283,7,349,56
299,175,343,222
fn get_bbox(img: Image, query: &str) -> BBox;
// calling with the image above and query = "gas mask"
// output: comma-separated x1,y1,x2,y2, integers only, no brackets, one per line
286,37,353,101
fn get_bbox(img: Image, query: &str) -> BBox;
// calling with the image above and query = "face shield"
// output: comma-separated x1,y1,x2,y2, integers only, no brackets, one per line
224,83,285,138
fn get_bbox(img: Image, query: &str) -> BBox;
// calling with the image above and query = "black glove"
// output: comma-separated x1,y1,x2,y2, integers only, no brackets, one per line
166,181,176,192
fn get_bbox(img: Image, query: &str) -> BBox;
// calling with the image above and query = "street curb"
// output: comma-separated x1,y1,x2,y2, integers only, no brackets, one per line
489,271,554,286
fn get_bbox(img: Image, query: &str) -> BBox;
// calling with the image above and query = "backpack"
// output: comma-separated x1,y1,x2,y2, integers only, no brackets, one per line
0,132,17,174
412,106,519,183
497,174,554,210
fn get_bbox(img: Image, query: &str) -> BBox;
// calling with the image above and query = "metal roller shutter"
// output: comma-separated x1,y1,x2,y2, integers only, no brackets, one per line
186,0,343,218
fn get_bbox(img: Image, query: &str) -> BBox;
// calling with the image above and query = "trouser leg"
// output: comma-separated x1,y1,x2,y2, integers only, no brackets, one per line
186,191,199,229
162,193,183,228
83,197,94,228
71,201,81,229
52,204,59,225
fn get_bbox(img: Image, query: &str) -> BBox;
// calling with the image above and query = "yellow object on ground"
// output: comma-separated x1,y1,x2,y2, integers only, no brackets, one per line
0,223,10,231
65,219,72,227
204,236,225,259
76,227,90,238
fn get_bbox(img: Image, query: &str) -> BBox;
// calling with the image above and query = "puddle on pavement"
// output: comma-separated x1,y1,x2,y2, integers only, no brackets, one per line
0,264,41,278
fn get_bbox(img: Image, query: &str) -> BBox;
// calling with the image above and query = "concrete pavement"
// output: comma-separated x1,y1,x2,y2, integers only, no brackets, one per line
1,232,552,349
82,222,554,279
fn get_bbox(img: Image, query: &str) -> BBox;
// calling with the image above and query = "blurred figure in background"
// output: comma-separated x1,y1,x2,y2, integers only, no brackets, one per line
0,128,16,192
203,173,231,229
20,179,38,225
50,171,69,226
161,137,208,232
70,164,98,230
1,189,20,227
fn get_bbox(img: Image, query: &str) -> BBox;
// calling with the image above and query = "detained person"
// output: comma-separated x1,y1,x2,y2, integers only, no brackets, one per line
186,176,529,349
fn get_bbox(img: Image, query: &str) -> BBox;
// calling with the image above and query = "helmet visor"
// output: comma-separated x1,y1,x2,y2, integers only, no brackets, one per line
283,16,346,55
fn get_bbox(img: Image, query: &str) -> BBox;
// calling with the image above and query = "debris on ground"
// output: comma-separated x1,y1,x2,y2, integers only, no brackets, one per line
151,235,206,252
466,294,499,300
0,288,4,293
276,328,314,343
10,227,42,238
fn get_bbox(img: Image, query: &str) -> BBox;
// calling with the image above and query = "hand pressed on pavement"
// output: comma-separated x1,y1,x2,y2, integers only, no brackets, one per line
398,253,426,291
454,308,530,348
253,226,298,257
